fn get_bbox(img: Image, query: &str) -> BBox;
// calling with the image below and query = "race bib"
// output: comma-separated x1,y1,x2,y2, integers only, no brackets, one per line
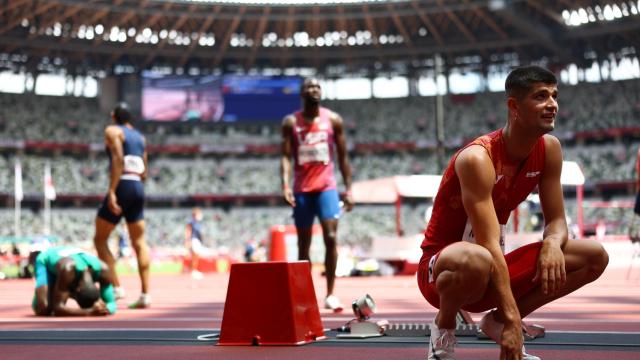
123,155,145,174
461,220,505,253
298,142,330,165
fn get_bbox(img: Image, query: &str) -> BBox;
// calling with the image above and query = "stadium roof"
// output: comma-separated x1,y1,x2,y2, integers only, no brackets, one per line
0,0,638,75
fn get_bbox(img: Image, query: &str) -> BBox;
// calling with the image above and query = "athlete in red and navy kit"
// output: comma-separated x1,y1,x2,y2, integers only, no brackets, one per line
281,78,354,312
419,66,609,360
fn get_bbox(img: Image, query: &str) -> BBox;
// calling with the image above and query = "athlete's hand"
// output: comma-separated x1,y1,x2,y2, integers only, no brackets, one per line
283,187,295,207
107,191,122,216
343,191,354,212
533,241,566,295
89,300,109,316
500,321,523,360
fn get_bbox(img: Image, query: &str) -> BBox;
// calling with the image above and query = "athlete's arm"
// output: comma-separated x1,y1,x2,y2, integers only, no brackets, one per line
455,145,523,359
51,260,105,316
105,125,124,215
534,135,568,295
331,112,354,212
33,253,51,315
97,263,117,314
280,115,296,207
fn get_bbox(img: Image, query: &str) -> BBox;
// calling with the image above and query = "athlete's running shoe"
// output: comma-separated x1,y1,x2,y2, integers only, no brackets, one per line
479,310,541,360
128,294,151,309
428,318,457,360
114,287,126,300
324,295,344,313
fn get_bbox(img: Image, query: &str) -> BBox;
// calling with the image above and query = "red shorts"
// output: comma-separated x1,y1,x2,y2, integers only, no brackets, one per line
417,241,543,313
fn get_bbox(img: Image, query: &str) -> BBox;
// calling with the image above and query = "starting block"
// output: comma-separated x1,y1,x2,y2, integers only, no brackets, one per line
384,310,544,340
384,322,479,337
218,261,325,346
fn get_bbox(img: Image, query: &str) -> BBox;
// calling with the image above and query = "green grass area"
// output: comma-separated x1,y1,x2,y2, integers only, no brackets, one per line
115,260,183,275
0,265,19,278
0,260,184,279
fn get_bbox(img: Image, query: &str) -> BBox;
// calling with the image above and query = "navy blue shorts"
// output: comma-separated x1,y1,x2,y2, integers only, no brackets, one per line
97,180,145,224
293,189,341,228
635,192,640,215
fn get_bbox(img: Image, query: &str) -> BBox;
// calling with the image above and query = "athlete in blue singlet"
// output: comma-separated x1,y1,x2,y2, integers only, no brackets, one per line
185,207,207,279
93,102,151,309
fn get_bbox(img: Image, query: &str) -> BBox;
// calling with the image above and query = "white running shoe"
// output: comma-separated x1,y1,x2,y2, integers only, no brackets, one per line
324,295,344,313
128,293,151,309
428,319,457,360
114,287,126,300
191,270,204,280
479,310,541,360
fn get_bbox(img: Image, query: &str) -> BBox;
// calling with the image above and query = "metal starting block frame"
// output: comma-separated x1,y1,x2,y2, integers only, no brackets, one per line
382,311,545,340
336,310,545,340
384,322,479,337
383,322,544,340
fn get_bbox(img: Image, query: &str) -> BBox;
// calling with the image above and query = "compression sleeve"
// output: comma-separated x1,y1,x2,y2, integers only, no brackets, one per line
34,254,49,288
101,283,117,314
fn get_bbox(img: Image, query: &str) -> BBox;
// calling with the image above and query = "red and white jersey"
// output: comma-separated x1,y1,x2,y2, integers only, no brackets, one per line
421,129,547,255
292,107,337,193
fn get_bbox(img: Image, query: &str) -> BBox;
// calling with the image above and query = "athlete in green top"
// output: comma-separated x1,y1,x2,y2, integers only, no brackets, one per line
32,246,116,316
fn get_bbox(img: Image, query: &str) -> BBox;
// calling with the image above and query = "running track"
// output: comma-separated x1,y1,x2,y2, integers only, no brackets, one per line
1,240,639,359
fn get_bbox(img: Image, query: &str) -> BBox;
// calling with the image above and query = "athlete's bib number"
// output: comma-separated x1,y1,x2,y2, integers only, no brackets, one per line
123,155,145,174
298,142,330,165
462,221,506,254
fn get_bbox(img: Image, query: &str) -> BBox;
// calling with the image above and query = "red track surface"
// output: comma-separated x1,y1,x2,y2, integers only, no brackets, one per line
1,245,639,359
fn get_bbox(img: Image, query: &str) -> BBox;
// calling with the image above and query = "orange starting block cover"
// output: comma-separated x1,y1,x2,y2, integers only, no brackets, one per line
218,261,325,346
269,224,323,262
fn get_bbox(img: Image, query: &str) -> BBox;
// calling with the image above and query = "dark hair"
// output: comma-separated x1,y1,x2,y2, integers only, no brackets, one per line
505,66,557,99
112,102,132,124
75,280,100,309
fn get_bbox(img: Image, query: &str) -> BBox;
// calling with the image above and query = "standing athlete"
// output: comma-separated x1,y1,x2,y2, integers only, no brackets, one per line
281,78,354,312
93,102,151,309
418,66,609,359
32,246,116,316
185,207,206,279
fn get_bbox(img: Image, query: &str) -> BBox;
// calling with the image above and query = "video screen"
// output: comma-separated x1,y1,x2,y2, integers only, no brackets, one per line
141,72,224,122
221,76,302,122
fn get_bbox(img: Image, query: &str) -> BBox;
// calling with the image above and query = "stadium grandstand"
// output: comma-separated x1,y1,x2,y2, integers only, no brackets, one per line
0,0,638,262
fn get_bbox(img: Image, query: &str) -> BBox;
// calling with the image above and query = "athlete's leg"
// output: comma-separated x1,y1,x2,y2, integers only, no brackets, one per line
293,192,315,262
191,250,200,273
430,242,494,329
317,189,342,297
517,238,608,318
127,220,150,294
190,239,204,278
319,218,338,296
297,227,313,261
94,217,119,287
